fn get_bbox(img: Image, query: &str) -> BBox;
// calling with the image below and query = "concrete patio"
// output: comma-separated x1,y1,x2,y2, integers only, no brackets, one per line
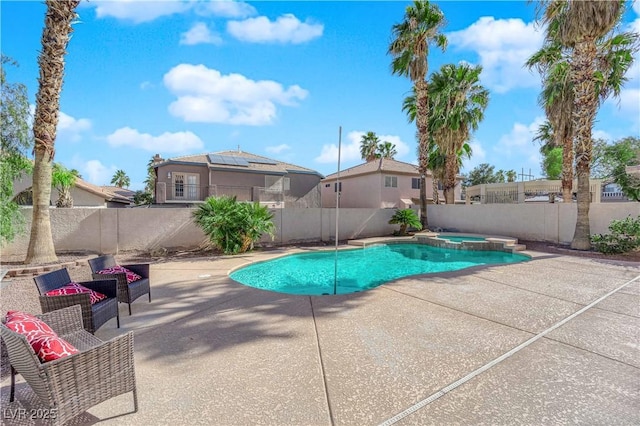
1,246,639,425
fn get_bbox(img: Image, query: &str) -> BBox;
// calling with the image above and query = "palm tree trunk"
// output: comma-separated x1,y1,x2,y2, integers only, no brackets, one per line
571,38,597,250
432,179,439,205
443,154,457,204
25,0,79,264
561,124,574,203
415,80,429,229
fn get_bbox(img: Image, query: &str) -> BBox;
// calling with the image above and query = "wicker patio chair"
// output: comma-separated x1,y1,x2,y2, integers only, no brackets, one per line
33,268,119,334
88,255,151,315
1,305,137,425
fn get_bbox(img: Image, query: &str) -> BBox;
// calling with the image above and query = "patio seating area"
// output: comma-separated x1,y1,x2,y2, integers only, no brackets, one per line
1,246,639,425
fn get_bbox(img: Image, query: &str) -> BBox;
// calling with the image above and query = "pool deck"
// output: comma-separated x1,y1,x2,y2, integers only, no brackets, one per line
1,244,639,425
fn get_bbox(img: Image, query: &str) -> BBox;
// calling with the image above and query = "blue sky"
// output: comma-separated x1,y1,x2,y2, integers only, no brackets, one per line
2,0,639,190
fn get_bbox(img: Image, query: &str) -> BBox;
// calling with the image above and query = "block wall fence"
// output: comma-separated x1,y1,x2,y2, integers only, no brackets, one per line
1,203,637,257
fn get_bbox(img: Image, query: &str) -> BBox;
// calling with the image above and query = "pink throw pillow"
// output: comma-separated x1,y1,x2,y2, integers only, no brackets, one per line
5,311,79,362
97,265,141,284
45,282,107,305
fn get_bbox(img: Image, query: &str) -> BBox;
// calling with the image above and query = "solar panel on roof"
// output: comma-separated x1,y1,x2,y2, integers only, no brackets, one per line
208,154,249,167
247,158,277,165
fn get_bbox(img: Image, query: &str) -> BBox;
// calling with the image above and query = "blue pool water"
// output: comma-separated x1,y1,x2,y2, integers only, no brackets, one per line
230,243,529,295
439,235,487,243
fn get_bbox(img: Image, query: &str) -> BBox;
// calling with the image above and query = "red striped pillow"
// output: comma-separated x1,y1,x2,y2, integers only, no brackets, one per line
45,282,107,305
5,311,79,362
96,265,141,284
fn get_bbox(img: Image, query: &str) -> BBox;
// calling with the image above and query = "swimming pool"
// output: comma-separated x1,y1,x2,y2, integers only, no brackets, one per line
230,243,529,295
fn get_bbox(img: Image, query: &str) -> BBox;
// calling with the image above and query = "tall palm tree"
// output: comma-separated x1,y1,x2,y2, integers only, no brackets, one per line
541,0,636,249
111,169,130,188
389,0,447,227
527,43,575,202
376,141,398,159
428,63,489,204
359,131,380,162
52,163,79,208
26,0,80,264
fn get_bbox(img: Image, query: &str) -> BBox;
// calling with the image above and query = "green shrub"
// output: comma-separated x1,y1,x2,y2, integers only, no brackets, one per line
591,215,640,254
192,196,275,255
389,208,422,236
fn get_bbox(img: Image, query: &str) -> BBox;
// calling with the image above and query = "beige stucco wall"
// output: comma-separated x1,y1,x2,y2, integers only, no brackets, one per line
322,173,426,208
322,173,462,208
1,208,397,257
13,174,109,207
427,203,640,244
3,204,636,257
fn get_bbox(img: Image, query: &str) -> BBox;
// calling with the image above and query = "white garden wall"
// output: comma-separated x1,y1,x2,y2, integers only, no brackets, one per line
1,203,637,257
1,208,397,256
427,203,640,244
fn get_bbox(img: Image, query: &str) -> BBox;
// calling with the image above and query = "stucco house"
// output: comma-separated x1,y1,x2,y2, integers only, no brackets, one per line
13,174,131,208
321,159,462,208
153,150,324,208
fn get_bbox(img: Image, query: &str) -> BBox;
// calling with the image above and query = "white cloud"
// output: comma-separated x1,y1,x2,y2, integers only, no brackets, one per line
140,81,153,90
494,117,545,177
106,126,204,153
592,129,613,142
315,131,411,164
163,63,308,125
266,144,291,154
90,0,255,23
92,0,190,24
180,22,223,45
57,111,92,142
80,159,117,186
448,17,544,93
195,0,256,18
227,14,323,44
633,0,640,15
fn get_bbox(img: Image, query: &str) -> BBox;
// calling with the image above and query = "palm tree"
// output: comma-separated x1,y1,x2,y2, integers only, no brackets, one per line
541,0,636,250
376,141,398,159
506,170,518,183
111,169,130,188
527,43,575,202
26,0,80,264
389,0,447,227
402,89,472,204
52,163,79,208
427,63,489,204
360,132,380,162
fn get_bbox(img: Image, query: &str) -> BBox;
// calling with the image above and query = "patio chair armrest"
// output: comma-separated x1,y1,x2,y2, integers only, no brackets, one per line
122,263,150,279
38,305,85,336
41,332,136,413
40,293,91,315
80,278,118,299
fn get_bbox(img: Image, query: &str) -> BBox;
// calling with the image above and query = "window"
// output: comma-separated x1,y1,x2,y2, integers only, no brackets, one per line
174,173,199,199
384,176,398,188
411,178,421,189
437,181,444,190
334,182,342,192
265,176,290,192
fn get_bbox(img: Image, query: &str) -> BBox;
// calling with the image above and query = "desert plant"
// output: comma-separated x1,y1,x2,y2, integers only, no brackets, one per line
591,215,640,254
192,196,275,255
389,208,422,236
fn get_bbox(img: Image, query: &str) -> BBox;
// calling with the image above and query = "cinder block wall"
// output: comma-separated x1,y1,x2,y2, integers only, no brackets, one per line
427,203,640,244
1,208,397,256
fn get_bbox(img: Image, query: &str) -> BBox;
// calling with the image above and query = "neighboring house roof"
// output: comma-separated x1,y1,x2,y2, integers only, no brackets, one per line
156,150,324,177
323,159,426,181
100,186,136,202
74,180,131,204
